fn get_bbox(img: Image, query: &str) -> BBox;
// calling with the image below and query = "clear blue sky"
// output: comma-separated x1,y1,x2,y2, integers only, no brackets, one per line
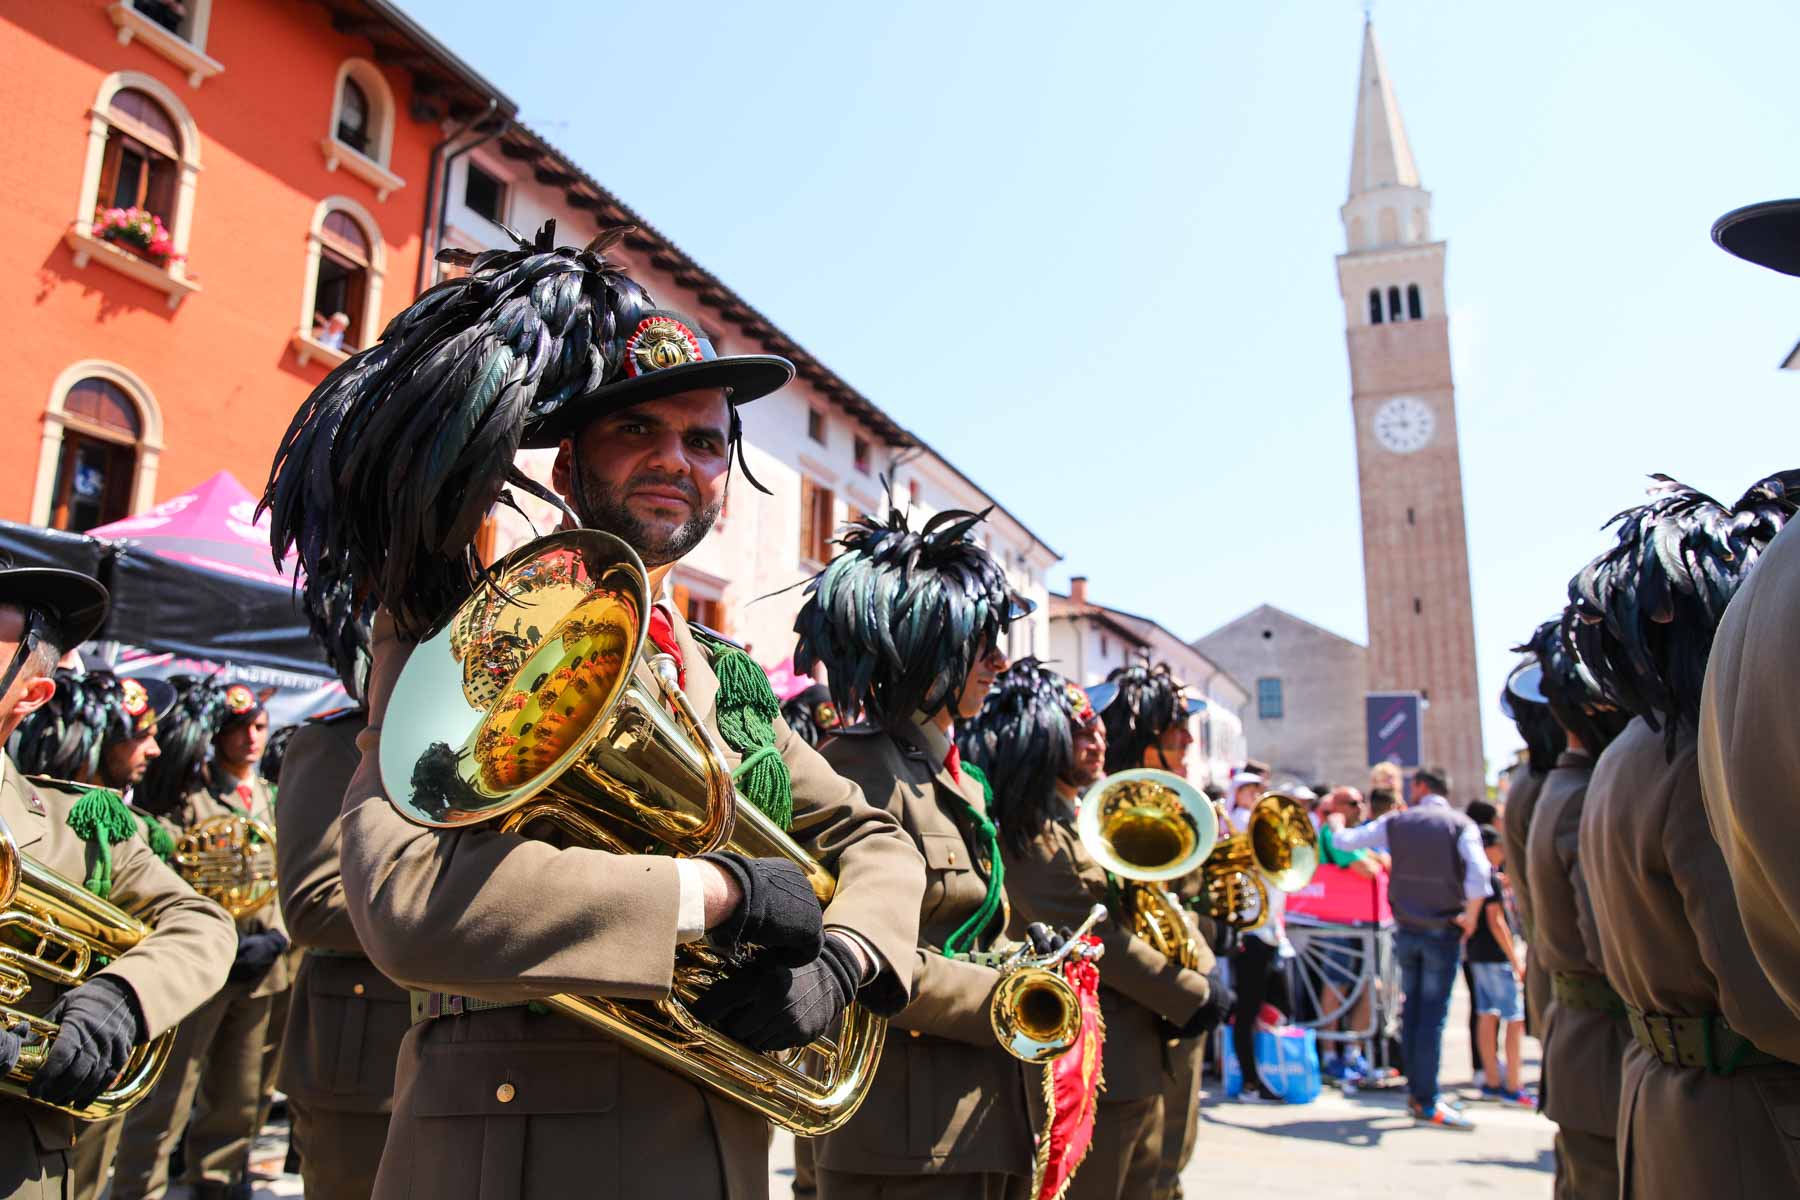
404,0,1800,777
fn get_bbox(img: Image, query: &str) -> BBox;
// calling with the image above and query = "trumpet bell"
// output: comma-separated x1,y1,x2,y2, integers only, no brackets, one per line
1249,792,1320,893
1076,769,1217,882
990,967,1084,1063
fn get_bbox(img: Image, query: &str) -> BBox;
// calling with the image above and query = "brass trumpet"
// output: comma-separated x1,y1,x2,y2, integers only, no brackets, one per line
379,530,884,1135
173,813,278,919
0,808,174,1118
1076,769,1217,971
960,904,1107,1063
1201,792,1320,932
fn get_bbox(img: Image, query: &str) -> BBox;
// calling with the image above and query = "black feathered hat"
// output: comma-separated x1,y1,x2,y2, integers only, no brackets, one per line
1516,617,1625,757
793,505,1033,731
956,658,1074,855
779,683,843,749
0,552,108,657
1093,662,1202,775
1712,200,1800,277
1564,470,1800,752
137,675,234,816
8,670,176,782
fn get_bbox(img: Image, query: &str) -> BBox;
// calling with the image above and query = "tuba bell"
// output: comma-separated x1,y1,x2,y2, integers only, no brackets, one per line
378,529,884,1135
1076,769,1218,971
1201,791,1320,931
173,813,278,919
0,807,175,1118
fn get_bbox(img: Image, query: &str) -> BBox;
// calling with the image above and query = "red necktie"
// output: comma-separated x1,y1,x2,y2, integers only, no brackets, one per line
646,605,686,689
943,743,962,783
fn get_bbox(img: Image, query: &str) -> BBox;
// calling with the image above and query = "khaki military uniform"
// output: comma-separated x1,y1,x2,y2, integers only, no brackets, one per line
1501,765,1552,1035
1701,518,1800,1020
1528,750,1624,1199
339,608,925,1200
1001,798,1215,1200
0,759,237,1200
811,720,1032,1200
1152,870,1215,1200
275,708,407,1199
1581,719,1800,1198
114,767,289,1196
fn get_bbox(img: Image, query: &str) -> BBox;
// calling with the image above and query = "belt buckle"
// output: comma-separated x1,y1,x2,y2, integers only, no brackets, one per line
1652,1014,1685,1067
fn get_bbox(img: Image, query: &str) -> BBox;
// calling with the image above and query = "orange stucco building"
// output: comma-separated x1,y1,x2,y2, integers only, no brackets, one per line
0,0,509,531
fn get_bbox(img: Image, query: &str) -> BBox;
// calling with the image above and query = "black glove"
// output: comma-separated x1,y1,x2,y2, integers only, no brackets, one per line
1175,959,1235,1038
27,975,144,1108
1027,922,1060,956
689,936,859,1051
699,852,824,966
228,930,290,984
0,1022,25,1075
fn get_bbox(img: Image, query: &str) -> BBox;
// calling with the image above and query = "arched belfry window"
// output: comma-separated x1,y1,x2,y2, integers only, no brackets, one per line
31,363,165,531
1407,284,1423,320
1387,286,1403,322
1368,289,1384,325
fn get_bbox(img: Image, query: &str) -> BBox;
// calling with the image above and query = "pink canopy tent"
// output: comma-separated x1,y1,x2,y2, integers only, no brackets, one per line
88,470,294,586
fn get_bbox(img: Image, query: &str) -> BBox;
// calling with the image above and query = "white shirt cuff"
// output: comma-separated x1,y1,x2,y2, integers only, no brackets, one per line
825,927,884,985
675,858,710,944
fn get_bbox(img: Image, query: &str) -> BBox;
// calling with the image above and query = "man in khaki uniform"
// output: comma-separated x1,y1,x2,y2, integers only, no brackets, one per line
1568,472,1800,1198
114,682,290,1199
0,560,237,1200
964,662,1225,1200
1496,646,1566,1039
794,507,1037,1199
1515,622,1630,1199
1701,200,1800,1020
266,235,925,1200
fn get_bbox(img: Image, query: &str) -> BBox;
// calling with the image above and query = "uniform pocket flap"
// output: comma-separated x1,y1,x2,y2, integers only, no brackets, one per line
918,831,971,872
409,1041,619,1116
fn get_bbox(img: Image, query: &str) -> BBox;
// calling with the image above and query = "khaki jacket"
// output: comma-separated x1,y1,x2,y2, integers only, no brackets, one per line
340,608,925,1200
275,710,408,1114
0,756,237,1154
1000,802,1214,1104
1502,766,1552,1032
812,721,1033,1177
1580,719,1800,1196
1701,517,1800,1020
1527,750,1625,1139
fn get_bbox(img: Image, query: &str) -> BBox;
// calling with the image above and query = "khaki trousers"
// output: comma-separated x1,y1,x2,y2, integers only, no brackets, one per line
66,1116,122,1200
1153,1036,1203,1200
1062,1095,1162,1200
1555,1127,1620,1200
792,1136,818,1198
113,980,275,1196
290,1099,391,1200
0,1119,67,1200
816,1169,1029,1200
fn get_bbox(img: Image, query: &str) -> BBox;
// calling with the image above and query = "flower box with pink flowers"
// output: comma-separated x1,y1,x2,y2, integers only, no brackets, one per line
92,206,183,268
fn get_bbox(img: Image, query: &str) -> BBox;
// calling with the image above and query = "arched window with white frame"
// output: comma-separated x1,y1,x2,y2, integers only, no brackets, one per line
31,363,165,532
293,198,387,366
319,59,403,200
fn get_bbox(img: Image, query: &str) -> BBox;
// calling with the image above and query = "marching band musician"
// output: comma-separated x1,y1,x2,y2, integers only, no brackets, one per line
0,557,236,1200
1701,200,1800,1022
1513,619,1631,1198
1093,663,1221,1197
273,592,404,1199
1570,472,1800,1199
960,660,1227,1200
1496,644,1565,1043
113,680,290,1199
791,504,1037,1200
264,224,924,1199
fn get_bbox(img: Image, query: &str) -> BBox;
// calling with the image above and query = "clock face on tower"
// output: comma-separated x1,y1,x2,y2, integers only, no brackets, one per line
1372,395,1435,454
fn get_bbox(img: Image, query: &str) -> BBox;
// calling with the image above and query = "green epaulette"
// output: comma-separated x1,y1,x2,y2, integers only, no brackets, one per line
28,776,140,899
687,630,793,832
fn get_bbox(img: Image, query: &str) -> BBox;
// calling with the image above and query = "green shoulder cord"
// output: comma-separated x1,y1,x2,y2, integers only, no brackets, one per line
66,787,139,900
132,809,175,862
942,761,1006,958
690,632,794,832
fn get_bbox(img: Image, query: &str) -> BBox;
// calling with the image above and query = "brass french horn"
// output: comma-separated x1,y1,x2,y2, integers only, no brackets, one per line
0,809,174,1117
1201,791,1320,932
1076,769,1218,971
378,529,883,1135
173,813,278,919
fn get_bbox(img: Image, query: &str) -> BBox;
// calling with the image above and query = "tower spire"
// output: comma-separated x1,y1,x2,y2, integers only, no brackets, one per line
1347,19,1420,199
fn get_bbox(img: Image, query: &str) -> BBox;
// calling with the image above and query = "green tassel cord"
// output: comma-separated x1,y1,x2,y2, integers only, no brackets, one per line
942,761,1006,957
66,787,139,900
691,633,794,832
132,810,176,862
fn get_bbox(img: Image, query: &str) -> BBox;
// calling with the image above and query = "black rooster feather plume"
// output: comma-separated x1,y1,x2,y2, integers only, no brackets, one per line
1518,618,1625,758
1100,662,1188,775
137,675,230,817
793,505,1016,730
1505,622,1568,773
1564,470,1800,752
957,658,1074,855
261,723,298,786
8,669,127,781
264,221,644,641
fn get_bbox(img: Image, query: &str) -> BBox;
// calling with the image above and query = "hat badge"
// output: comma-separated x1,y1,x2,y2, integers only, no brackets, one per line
814,701,840,729
625,316,702,377
121,678,148,717
225,684,256,714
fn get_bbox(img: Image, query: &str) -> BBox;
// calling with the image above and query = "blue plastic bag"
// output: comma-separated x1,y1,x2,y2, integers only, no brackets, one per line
1220,1024,1322,1104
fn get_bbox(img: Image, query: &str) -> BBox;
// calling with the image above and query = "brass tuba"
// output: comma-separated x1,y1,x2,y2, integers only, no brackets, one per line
378,530,884,1135
173,814,278,919
1201,791,1320,931
0,809,175,1118
1076,769,1217,971
961,903,1107,1063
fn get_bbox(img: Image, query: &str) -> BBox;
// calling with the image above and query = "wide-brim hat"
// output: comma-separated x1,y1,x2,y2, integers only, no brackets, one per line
521,308,794,449
0,564,109,650
120,675,178,736
1712,200,1800,277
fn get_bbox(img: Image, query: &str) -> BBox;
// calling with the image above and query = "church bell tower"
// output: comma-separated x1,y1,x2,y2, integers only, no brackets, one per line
1336,20,1485,802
